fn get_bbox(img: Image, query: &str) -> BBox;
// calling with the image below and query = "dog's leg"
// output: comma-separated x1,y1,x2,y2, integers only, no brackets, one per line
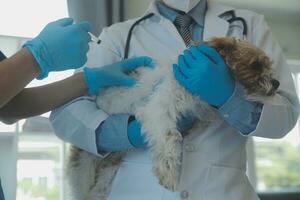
67,147,124,200
136,75,187,191
67,146,98,200
86,152,125,200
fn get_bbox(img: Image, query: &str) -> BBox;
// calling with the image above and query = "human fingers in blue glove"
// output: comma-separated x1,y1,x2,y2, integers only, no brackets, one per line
23,18,92,79
173,44,235,108
83,56,155,95
128,115,196,148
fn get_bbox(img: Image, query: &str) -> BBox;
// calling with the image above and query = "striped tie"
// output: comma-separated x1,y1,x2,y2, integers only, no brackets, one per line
174,14,193,46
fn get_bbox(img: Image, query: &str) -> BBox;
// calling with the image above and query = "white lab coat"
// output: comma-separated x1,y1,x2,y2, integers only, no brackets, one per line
50,0,299,199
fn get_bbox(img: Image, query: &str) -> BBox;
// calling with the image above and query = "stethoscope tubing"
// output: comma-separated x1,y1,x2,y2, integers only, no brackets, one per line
124,10,247,59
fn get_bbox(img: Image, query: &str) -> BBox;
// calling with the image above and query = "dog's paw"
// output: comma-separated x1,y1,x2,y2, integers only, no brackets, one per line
153,131,183,191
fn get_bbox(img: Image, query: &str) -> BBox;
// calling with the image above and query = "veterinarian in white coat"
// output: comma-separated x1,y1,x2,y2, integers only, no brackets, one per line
50,0,299,199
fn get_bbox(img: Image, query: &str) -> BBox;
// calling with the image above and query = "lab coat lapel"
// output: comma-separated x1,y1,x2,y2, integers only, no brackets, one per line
203,0,230,40
145,0,188,52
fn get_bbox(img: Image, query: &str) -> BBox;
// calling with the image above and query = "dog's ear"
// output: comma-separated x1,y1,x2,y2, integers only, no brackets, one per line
206,37,237,57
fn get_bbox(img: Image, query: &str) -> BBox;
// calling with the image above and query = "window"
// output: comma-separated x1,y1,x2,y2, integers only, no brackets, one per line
252,60,300,193
17,133,66,200
0,0,68,38
0,1,70,199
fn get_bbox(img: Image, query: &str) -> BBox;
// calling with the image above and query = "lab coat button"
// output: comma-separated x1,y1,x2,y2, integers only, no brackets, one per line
185,143,195,152
180,190,189,199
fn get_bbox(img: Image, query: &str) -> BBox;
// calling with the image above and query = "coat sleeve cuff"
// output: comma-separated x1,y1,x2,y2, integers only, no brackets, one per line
50,96,109,157
218,83,263,135
96,114,134,153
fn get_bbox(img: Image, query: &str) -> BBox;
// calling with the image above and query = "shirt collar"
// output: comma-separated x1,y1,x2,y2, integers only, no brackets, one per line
189,0,207,27
156,0,207,27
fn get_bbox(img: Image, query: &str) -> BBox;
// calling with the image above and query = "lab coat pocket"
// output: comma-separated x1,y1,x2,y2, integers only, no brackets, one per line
203,165,259,200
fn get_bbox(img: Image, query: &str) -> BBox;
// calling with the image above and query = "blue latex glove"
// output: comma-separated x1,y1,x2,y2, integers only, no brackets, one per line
127,119,147,148
23,18,92,79
127,115,196,148
83,56,154,95
173,45,235,108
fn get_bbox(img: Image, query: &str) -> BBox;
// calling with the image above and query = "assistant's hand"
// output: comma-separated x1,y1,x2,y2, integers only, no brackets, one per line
23,18,92,79
83,56,154,95
127,115,196,148
173,45,235,108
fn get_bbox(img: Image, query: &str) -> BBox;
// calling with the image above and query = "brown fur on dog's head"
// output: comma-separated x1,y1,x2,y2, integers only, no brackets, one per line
205,37,279,96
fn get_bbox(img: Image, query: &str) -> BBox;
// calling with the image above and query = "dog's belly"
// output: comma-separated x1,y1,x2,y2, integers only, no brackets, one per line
96,65,169,115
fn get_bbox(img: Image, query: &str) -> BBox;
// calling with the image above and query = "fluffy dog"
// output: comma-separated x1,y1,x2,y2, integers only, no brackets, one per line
66,37,279,199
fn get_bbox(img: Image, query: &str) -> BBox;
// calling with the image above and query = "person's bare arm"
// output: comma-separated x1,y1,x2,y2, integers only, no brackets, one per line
0,72,87,124
0,48,40,108
0,46,152,124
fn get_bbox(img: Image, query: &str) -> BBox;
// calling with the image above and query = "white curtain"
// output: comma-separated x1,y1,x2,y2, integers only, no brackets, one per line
67,0,125,36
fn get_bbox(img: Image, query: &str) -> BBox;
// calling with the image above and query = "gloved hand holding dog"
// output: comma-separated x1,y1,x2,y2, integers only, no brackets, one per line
173,44,235,108
83,56,154,95
128,115,196,148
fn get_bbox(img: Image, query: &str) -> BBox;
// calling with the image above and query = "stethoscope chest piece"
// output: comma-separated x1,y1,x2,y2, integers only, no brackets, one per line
219,10,248,39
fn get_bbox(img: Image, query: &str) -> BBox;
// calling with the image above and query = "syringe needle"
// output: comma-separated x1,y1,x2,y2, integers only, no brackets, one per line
89,32,101,44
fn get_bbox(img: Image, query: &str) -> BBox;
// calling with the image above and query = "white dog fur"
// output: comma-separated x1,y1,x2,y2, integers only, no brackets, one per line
65,37,279,200
66,60,216,200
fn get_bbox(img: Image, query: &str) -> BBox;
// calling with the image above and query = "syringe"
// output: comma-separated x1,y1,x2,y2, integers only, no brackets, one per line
89,32,101,44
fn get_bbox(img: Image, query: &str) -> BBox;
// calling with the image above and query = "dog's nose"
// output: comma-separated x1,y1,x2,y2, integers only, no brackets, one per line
271,79,280,90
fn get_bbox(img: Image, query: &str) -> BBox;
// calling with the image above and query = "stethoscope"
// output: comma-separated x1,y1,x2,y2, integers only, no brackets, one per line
124,13,155,59
219,10,248,39
124,10,248,59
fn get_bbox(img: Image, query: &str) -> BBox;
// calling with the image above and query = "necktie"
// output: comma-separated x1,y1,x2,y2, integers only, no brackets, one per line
174,14,194,46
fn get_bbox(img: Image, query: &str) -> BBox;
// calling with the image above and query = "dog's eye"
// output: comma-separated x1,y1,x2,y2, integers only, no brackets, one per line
251,60,263,71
